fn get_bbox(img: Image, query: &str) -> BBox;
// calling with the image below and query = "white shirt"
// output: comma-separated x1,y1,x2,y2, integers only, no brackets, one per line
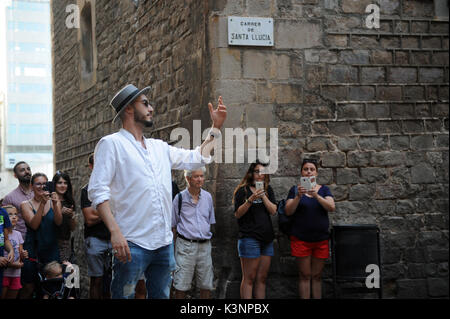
88,128,211,250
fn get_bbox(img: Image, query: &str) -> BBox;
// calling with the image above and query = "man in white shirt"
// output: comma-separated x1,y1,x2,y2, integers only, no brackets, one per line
88,84,226,299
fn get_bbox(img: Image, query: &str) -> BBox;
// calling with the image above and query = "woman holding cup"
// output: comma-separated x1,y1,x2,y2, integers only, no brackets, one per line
285,158,335,299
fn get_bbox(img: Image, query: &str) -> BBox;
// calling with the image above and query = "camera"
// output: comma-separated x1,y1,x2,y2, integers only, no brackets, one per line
43,181,55,193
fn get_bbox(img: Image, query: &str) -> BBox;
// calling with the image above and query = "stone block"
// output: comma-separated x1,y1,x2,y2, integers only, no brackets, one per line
366,104,390,118
337,137,358,151
326,34,348,47
389,68,417,83
402,0,434,17
422,37,442,49
359,136,389,150
247,0,272,15
337,104,364,119
370,151,405,166
317,168,333,185
419,68,445,83
396,51,409,65
377,86,402,101
245,104,274,128
327,65,358,83
402,120,424,133
411,52,430,64
351,36,379,49
404,86,425,101
328,121,352,136
340,50,370,64
402,36,420,48
390,135,410,150
411,135,434,150
411,162,436,183
371,50,392,64
360,167,388,183
322,85,347,101
349,184,375,200
215,80,256,104
275,20,322,49
431,52,449,65
427,278,449,297
347,151,371,167
342,0,373,13
348,86,375,101
306,137,332,152
336,168,359,184
351,121,377,135
361,67,385,83
211,48,241,79
322,152,346,167
327,185,348,201
391,104,415,118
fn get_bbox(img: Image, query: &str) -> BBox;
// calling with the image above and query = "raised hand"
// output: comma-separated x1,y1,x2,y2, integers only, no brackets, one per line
208,96,227,130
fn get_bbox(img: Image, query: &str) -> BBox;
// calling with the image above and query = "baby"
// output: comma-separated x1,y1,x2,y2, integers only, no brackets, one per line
42,261,76,299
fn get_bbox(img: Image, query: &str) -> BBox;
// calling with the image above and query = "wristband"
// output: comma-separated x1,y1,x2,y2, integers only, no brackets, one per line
209,128,222,139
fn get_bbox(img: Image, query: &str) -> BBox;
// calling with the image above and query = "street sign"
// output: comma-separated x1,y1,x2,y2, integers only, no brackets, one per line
228,16,274,46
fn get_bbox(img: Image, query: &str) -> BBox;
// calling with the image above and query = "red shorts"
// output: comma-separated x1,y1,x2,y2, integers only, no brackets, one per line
290,236,329,259
2,276,22,290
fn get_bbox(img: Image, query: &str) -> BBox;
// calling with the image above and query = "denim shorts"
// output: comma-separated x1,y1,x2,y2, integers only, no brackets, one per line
85,236,112,277
238,237,274,258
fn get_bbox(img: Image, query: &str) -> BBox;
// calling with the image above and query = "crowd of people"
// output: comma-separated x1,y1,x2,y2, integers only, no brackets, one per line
0,84,335,299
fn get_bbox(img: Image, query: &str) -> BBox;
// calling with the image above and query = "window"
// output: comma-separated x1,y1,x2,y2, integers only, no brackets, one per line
434,0,449,18
78,0,97,91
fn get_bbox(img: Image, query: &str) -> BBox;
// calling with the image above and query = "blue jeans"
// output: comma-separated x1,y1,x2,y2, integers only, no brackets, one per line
111,241,175,299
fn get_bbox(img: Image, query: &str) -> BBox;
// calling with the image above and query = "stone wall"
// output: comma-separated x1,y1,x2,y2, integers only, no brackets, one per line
51,0,448,298
208,0,448,299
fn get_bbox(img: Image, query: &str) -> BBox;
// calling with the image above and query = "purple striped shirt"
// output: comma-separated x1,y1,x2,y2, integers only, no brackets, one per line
172,188,215,240
2,186,34,239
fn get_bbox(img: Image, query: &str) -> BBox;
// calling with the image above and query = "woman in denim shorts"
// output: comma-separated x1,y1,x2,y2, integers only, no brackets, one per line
233,160,277,299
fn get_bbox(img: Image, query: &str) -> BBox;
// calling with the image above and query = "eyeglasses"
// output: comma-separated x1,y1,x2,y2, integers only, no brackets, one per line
34,183,46,187
137,99,151,107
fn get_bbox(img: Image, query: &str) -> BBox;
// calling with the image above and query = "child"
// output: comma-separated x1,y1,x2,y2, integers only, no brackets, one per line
42,261,76,299
0,206,13,295
1,205,25,299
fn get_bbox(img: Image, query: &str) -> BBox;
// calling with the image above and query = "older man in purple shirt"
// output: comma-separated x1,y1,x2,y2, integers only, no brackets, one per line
172,167,215,299
2,162,33,240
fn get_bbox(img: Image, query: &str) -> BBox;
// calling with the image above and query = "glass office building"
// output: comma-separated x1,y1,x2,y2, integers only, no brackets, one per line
3,0,53,175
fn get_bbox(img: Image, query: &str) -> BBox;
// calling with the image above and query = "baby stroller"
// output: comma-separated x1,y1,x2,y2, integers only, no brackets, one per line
38,262,80,299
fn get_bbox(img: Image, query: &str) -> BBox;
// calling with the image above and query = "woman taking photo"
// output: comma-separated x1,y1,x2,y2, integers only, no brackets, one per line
52,171,77,262
285,158,335,299
233,160,277,299
20,173,62,298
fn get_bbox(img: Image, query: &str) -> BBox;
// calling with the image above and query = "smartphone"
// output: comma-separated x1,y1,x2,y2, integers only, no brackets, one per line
300,177,311,190
255,181,264,191
309,176,317,189
44,181,55,193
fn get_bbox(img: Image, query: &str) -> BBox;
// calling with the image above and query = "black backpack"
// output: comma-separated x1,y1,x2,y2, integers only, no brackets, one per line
277,199,293,236
277,186,298,236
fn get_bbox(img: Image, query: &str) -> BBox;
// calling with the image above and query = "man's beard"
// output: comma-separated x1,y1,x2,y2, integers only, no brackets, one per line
18,174,31,184
134,113,153,128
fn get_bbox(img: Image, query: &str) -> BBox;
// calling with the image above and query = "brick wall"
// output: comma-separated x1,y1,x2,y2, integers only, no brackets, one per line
52,0,209,297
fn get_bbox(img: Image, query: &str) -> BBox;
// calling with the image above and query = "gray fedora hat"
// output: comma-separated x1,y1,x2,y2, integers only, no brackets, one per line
110,84,151,123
